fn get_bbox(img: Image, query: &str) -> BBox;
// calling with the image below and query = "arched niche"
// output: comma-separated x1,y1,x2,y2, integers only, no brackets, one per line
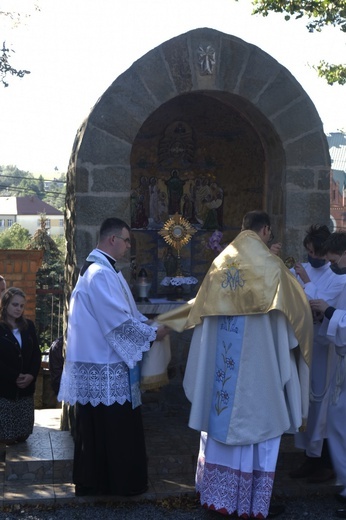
130,91,283,295
65,27,330,296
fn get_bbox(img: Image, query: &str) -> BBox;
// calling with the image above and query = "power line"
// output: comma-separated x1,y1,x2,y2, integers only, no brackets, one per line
0,173,66,183
0,186,65,196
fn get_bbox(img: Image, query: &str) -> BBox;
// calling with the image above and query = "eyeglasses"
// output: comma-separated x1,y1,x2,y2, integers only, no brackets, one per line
114,235,131,245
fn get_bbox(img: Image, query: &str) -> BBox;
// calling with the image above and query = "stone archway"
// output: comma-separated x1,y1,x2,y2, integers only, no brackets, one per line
65,27,330,292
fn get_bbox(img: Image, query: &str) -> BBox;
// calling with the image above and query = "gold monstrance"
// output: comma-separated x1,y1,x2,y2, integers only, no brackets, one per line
158,213,197,277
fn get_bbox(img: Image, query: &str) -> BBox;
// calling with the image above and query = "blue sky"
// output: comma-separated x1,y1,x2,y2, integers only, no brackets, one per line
0,0,345,176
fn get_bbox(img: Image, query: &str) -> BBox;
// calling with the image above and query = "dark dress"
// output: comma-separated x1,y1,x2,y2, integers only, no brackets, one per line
0,320,41,442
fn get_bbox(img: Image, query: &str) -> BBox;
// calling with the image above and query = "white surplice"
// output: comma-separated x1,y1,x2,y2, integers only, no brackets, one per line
320,288,346,489
292,262,346,456
58,249,157,408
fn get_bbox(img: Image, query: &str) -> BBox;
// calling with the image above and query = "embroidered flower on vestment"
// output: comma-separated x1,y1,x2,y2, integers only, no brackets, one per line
216,369,225,382
220,390,230,405
215,340,235,415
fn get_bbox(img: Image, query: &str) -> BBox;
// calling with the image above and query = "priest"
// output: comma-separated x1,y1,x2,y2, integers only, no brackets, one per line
58,217,169,497
158,210,313,519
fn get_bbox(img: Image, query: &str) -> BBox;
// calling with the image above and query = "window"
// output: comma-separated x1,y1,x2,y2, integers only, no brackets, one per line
59,219,64,227
7,219,13,227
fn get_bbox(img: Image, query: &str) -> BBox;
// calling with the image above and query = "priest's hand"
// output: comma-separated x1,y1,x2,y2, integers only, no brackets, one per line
155,325,170,341
270,242,282,256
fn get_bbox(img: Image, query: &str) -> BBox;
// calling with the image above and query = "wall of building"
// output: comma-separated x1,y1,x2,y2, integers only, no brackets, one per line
0,215,64,237
0,249,43,322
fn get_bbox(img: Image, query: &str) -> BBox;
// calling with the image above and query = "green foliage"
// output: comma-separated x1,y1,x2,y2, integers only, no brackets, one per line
27,215,65,347
0,222,31,249
0,4,40,87
0,165,36,195
252,1,346,31
41,174,66,211
0,166,66,211
52,234,67,257
249,0,346,85
315,61,346,85
17,177,43,197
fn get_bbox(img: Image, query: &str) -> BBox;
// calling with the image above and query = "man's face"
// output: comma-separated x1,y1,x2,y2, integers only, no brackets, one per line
110,228,131,260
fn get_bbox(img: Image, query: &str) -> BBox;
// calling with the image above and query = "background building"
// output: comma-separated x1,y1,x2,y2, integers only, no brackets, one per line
0,196,63,236
329,132,346,231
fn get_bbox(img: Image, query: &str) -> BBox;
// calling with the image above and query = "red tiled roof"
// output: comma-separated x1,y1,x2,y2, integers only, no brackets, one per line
0,196,62,216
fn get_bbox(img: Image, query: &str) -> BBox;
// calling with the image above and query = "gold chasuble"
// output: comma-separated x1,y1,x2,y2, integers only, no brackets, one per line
158,230,313,366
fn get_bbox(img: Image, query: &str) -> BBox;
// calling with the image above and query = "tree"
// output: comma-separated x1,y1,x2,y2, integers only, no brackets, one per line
0,165,34,194
0,41,30,88
0,222,31,249
0,165,66,210
17,177,41,197
27,215,64,348
42,174,66,212
249,0,346,85
1,4,40,87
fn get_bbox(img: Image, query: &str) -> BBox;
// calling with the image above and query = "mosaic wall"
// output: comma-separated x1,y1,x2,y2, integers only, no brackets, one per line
130,93,265,297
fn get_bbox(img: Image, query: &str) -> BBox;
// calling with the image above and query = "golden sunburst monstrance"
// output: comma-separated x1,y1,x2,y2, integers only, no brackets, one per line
158,213,197,276
284,256,296,269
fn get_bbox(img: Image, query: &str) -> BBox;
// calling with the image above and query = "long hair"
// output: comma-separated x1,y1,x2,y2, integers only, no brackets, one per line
0,287,28,331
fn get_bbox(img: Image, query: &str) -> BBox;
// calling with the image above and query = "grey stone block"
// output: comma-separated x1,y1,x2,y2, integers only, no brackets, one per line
90,166,131,192
237,48,281,102
218,35,251,92
76,196,130,227
161,34,193,93
255,69,303,117
89,93,141,143
286,169,315,190
285,133,331,167
79,126,131,165
317,170,331,191
133,46,177,104
273,99,323,142
75,166,90,193
285,191,330,227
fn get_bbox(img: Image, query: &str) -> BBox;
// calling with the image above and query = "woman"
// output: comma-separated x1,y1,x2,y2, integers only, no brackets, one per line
0,288,41,444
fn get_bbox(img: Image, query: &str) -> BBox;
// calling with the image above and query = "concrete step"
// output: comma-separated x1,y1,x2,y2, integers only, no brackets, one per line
5,430,73,484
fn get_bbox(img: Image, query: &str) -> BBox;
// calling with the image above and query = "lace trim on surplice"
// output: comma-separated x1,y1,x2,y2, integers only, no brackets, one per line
59,360,131,407
105,318,156,368
196,457,275,518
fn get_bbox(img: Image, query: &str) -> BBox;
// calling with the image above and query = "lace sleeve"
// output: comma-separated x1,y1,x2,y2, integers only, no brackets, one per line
105,318,157,368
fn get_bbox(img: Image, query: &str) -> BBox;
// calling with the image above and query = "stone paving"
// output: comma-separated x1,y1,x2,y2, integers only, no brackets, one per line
0,385,341,507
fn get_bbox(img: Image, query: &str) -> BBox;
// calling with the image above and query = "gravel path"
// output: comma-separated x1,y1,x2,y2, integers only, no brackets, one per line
0,495,344,520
